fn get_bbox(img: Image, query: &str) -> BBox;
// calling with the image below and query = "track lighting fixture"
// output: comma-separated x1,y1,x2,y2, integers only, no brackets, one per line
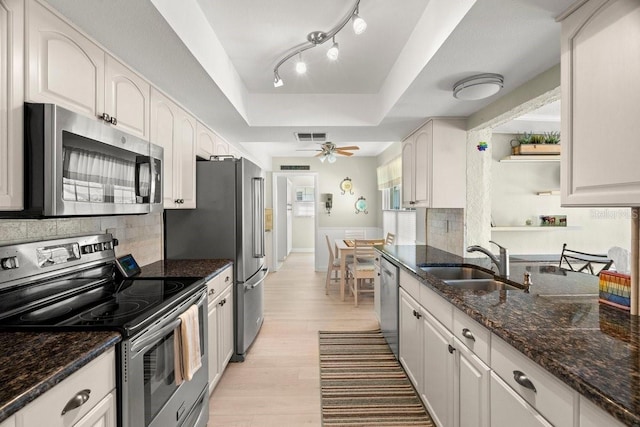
272,0,366,88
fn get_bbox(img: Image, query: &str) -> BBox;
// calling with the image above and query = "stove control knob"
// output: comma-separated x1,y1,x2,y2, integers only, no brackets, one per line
102,242,112,250
1,257,19,270
93,243,102,252
82,245,94,254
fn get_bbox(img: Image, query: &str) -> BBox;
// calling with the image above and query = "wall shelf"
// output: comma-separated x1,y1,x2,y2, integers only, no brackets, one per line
491,226,581,232
499,155,561,163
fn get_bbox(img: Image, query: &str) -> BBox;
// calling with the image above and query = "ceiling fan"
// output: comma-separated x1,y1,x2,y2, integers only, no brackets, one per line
297,142,360,162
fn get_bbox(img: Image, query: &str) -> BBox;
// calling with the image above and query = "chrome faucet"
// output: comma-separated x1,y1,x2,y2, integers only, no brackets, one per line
467,240,510,278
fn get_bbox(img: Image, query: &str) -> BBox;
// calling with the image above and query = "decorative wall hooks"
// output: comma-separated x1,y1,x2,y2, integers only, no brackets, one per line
355,196,368,214
340,177,353,195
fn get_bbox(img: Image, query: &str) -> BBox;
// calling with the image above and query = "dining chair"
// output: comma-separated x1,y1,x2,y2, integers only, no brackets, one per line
346,239,377,306
385,232,395,245
559,243,613,276
325,235,341,295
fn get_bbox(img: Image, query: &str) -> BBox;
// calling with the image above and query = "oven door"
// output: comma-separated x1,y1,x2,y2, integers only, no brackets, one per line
121,288,208,427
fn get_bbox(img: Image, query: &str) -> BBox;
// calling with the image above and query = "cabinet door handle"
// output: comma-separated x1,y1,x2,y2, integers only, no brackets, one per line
448,344,456,354
61,389,91,415
415,312,422,319
513,370,537,392
462,328,475,341
100,113,110,122
412,309,417,317
110,116,117,125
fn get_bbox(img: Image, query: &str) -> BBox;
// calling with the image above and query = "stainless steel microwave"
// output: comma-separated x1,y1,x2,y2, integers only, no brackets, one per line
14,103,163,217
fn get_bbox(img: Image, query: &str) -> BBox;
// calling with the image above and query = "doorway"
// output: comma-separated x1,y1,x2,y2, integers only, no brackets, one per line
271,172,319,272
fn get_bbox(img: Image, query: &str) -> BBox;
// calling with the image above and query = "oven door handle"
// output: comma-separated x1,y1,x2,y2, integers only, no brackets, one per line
130,291,206,353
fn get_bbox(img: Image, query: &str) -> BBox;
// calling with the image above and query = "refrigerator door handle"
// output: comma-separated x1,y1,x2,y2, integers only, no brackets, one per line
252,177,265,258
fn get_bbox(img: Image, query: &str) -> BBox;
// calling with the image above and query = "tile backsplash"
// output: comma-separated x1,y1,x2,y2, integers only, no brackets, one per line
0,214,163,266
426,208,465,256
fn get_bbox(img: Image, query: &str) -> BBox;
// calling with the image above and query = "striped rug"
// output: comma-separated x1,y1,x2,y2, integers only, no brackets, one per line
319,330,435,426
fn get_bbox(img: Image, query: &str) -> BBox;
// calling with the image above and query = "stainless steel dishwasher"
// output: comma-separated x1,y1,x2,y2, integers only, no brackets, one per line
380,256,399,359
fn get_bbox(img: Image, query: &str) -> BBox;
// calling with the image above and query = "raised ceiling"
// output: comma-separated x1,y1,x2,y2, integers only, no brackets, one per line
45,0,575,169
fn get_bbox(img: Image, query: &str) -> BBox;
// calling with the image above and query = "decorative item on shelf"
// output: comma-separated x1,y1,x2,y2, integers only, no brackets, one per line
476,141,488,151
510,131,561,155
340,177,354,195
599,271,631,311
355,196,368,214
539,215,567,227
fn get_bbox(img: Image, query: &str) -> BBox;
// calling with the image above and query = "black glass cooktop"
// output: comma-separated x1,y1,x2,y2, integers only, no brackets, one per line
0,276,203,336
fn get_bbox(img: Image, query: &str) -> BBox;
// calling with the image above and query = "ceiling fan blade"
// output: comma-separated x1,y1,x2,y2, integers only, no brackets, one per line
295,149,322,151
335,150,354,156
335,145,359,151
314,152,325,157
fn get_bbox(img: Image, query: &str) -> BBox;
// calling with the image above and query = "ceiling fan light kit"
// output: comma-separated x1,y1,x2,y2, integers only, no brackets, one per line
453,73,504,100
273,0,366,87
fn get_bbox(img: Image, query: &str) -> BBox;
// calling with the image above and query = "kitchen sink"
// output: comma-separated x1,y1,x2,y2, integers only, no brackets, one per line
441,279,521,291
420,266,494,280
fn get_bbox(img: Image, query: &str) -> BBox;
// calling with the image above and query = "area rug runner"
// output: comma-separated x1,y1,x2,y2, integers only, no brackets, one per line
319,330,435,426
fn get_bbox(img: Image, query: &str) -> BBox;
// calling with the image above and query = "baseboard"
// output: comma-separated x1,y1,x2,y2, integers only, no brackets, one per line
291,248,314,253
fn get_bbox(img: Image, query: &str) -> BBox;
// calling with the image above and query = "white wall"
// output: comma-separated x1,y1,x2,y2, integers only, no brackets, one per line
491,133,631,255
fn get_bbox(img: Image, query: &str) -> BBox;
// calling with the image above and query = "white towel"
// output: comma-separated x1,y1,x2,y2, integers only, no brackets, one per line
174,305,202,385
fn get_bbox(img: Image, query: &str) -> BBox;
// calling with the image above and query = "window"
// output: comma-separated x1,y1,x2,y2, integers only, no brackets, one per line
293,201,315,217
295,187,314,202
383,209,416,244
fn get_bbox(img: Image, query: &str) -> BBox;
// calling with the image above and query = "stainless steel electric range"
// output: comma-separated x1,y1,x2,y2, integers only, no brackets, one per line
0,233,209,427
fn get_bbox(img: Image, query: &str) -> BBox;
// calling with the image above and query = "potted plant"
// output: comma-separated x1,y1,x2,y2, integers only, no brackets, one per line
510,131,560,155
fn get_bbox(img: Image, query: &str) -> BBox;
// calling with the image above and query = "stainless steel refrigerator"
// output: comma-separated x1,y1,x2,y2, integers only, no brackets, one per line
164,157,267,362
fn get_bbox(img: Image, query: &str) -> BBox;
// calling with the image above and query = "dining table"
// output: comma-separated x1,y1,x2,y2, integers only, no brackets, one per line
334,238,385,301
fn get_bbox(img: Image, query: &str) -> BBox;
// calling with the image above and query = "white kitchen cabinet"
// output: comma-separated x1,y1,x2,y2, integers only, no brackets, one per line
401,118,466,208
150,87,196,209
206,265,234,393
104,55,150,140
0,415,15,427
26,0,150,140
491,372,552,427
452,337,490,427
491,335,575,427
560,0,640,206
196,121,232,160
399,288,423,390
421,308,453,427
580,395,626,427
17,348,116,427
0,0,24,211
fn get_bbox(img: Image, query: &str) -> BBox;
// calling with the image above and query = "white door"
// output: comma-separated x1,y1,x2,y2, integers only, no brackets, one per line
422,309,453,427
398,289,422,389
454,337,490,427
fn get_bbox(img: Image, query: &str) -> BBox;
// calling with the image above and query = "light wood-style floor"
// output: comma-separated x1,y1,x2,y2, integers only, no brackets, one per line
208,252,379,426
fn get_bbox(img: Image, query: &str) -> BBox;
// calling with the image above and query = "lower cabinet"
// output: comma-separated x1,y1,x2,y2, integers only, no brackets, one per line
399,288,423,388
491,372,552,427
15,348,116,427
453,337,490,427
206,265,234,394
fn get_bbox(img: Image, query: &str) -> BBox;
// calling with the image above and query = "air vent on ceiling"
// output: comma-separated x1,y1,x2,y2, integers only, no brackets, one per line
281,165,310,171
295,132,326,142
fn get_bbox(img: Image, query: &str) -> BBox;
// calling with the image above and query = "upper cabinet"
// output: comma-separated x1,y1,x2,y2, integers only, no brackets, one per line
560,0,640,206
402,119,466,208
150,88,196,209
25,0,150,140
196,120,232,160
0,0,24,210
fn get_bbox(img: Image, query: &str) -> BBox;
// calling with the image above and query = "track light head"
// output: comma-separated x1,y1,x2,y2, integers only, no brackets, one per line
327,37,339,61
295,53,307,74
352,8,367,35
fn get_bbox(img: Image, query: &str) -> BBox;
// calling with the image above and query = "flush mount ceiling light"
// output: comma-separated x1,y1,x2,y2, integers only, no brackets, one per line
452,73,504,100
273,0,367,87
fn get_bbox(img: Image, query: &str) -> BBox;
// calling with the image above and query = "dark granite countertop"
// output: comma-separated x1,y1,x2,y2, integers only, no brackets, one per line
140,259,233,282
380,245,639,426
0,331,120,422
